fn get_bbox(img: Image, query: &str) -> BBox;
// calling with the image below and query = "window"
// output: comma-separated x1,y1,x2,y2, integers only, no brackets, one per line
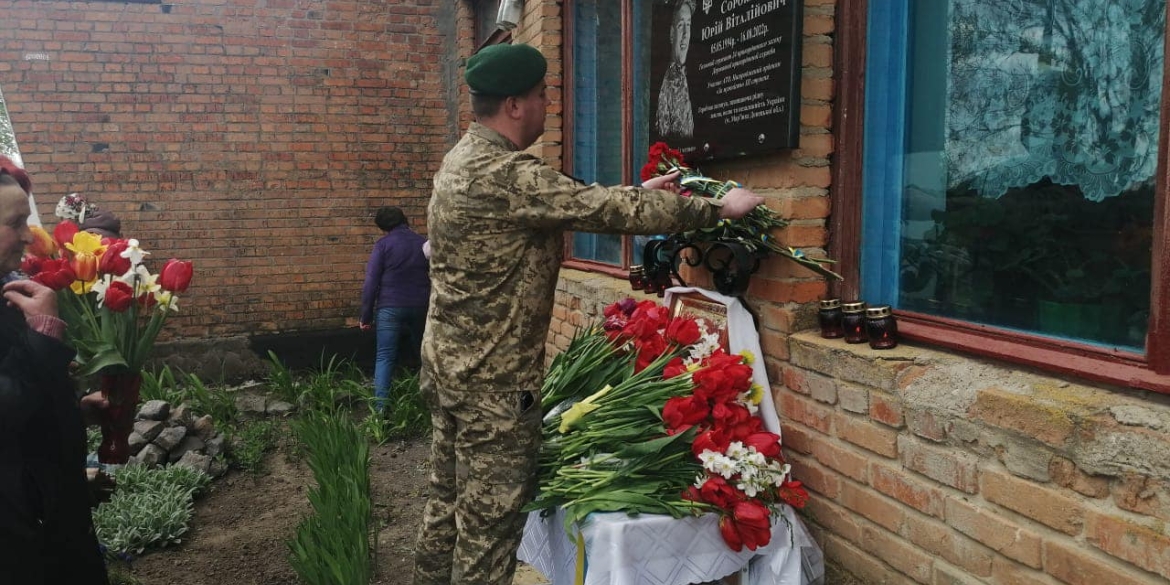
565,0,652,269
854,0,1170,391
475,0,503,47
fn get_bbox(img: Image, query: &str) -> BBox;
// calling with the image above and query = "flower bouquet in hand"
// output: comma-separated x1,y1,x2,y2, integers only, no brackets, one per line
21,220,194,463
641,142,842,281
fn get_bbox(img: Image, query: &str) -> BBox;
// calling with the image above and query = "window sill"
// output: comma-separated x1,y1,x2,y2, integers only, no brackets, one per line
895,311,1169,395
562,259,630,280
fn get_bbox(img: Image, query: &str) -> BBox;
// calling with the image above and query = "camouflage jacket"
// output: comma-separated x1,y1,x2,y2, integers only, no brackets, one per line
423,122,723,393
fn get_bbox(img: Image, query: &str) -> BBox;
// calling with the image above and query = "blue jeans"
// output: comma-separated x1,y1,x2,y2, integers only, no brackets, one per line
374,306,427,410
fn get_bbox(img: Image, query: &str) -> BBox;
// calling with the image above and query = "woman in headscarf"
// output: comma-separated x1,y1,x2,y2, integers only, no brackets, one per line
0,158,109,585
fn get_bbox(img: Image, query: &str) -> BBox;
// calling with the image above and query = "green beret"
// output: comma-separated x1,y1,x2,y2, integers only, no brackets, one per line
465,44,548,96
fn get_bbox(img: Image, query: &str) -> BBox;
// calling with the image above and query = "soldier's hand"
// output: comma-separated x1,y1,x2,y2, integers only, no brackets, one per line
718,187,764,220
641,171,681,193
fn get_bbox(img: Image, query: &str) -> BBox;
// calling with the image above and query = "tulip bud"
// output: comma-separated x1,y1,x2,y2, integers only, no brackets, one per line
98,240,132,276
102,280,134,312
159,259,194,293
53,221,80,250
71,251,99,283
27,225,57,258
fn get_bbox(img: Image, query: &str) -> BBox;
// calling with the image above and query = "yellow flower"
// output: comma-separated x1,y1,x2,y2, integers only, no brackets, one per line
558,384,613,433
748,383,765,405
27,225,56,257
64,230,106,258
739,350,756,365
69,251,100,294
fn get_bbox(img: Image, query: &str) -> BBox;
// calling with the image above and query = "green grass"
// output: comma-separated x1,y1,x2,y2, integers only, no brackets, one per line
287,411,372,585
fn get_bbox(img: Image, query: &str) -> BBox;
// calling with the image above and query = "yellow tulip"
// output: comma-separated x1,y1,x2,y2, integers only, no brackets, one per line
64,230,106,257
558,384,613,433
69,251,99,293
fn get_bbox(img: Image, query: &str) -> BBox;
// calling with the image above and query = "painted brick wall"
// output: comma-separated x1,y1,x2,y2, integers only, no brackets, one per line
0,0,453,340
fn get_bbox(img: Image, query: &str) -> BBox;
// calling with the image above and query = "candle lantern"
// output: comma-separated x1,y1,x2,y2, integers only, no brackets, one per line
818,299,845,339
865,305,899,349
628,265,647,292
842,301,868,344
651,269,673,297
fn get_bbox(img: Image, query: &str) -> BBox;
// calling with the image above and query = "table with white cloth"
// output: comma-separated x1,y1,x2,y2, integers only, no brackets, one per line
517,288,825,585
517,504,821,585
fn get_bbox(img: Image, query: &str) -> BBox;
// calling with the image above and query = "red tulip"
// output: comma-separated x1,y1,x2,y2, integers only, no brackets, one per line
98,240,132,276
159,259,193,293
662,395,709,432
663,357,688,379
665,317,701,346
634,335,666,373
777,480,809,509
741,431,782,459
697,475,743,509
102,280,134,312
718,500,772,552
20,255,44,276
692,428,731,457
31,258,76,290
137,290,158,309
53,221,79,250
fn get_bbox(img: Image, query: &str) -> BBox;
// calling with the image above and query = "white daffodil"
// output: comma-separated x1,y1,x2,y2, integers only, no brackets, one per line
128,264,161,297
155,290,179,312
726,441,748,460
119,238,150,267
90,274,114,303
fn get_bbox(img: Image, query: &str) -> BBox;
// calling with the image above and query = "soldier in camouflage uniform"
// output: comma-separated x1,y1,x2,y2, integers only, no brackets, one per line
412,43,765,585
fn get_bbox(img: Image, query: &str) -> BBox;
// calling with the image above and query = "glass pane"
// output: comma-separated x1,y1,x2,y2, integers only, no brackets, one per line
571,0,625,264
899,0,1161,350
631,0,657,265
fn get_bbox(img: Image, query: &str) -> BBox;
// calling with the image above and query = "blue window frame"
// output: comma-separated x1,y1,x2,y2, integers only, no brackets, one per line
568,0,651,267
862,0,1164,352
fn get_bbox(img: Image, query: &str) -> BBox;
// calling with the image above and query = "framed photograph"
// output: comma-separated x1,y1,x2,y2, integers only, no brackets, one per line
670,292,730,351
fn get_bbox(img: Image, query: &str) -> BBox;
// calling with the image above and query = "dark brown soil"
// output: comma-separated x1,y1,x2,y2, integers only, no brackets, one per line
128,435,432,585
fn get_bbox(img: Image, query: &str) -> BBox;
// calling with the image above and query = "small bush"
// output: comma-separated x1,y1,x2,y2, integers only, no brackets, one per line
94,464,210,555
227,419,279,473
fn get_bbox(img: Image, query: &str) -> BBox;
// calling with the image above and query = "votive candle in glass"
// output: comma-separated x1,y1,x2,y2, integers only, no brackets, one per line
865,305,898,349
842,301,868,344
818,298,845,338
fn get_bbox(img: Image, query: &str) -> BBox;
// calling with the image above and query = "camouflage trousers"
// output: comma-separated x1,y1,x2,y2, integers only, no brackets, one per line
412,369,542,585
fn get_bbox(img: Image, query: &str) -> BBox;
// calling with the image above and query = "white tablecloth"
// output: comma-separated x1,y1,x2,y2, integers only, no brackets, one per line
518,505,822,585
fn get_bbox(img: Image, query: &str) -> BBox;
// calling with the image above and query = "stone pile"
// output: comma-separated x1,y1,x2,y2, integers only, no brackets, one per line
126,400,229,477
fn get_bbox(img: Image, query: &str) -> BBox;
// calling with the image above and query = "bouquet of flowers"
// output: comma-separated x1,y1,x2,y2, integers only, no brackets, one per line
21,220,193,463
528,298,808,552
641,142,842,281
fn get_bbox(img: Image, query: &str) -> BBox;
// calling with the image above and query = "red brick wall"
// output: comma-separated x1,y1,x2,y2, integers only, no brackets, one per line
782,333,1170,584
544,1,1170,583
0,0,453,339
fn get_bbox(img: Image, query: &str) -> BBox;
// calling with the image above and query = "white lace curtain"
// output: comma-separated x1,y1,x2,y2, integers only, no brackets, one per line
945,0,1165,201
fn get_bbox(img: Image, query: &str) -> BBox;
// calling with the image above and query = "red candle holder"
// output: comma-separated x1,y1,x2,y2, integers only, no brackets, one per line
842,301,868,344
818,299,844,338
628,265,647,292
865,305,899,349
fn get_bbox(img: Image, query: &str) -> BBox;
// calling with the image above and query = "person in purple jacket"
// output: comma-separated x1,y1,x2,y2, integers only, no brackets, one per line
359,207,431,413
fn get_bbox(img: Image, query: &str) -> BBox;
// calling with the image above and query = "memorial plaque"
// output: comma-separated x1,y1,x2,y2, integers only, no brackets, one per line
649,0,803,162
